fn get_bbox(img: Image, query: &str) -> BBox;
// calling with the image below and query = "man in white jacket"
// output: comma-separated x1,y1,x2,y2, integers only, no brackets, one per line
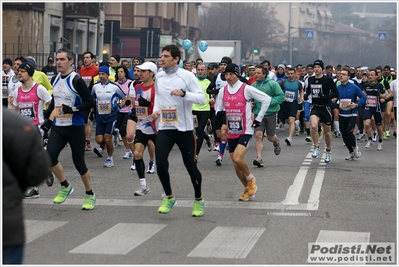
214,63,272,201
152,44,206,217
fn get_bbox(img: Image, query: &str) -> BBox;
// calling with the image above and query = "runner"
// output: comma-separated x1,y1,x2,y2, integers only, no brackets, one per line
333,67,366,160
152,45,206,216
214,63,271,201
43,48,96,210
304,60,339,163
252,64,284,167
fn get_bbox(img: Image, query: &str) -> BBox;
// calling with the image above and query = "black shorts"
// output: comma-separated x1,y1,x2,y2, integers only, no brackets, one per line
134,129,157,146
282,101,298,120
115,112,130,137
214,111,226,130
310,105,332,125
364,108,383,125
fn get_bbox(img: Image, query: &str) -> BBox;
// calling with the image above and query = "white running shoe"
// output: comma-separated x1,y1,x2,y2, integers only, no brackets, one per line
365,140,372,148
147,160,155,174
354,146,361,158
94,147,104,157
312,147,320,158
134,185,150,196
123,150,133,159
345,152,356,160
377,142,383,151
103,158,114,168
130,161,136,171
285,137,292,146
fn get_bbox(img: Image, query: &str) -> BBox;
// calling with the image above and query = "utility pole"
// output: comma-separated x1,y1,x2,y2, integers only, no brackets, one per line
288,2,292,66
251,3,255,65
185,3,189,60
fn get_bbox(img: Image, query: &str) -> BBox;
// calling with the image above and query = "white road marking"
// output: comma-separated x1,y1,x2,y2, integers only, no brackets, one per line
282,166,309,205
69,223,166,255
24,220,68,244
24,198,312,210
187,226,265,259
315,230,370,243
307,167,325,210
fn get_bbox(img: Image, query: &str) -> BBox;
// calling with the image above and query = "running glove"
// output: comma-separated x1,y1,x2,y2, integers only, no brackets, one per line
41,119,53,132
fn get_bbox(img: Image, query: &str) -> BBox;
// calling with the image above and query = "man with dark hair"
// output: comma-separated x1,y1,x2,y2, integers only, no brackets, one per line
325,64,335,79
280,67,304,146
304,59,338,163
42,48,96,210
7,57,26,107
2,58,15,107
41,56,57,81
152,44,207,217
252,64,284,167
214,63,271,201
80,51,99,151
363,69,389,150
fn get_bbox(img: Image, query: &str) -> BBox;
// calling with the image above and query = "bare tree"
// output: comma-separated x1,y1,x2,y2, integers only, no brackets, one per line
199,3,285,61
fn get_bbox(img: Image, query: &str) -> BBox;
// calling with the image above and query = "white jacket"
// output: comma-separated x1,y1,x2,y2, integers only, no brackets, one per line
154,68,206,131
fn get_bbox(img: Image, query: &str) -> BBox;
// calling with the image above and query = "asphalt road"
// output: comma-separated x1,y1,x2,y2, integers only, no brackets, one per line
22,127,397,265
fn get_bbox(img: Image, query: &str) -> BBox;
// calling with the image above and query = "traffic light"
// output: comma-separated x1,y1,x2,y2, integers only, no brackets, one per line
253,49,259,54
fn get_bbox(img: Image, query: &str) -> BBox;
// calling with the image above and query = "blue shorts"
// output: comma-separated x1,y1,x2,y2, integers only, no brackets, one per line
227,134,252,153
95,120,116,136
364,108,383,125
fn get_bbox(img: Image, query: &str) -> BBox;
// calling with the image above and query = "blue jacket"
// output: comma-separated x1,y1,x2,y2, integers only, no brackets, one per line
337,81,366,116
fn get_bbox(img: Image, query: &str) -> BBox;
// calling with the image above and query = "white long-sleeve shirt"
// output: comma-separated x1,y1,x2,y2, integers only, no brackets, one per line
154,68,206,131
215,80,271,135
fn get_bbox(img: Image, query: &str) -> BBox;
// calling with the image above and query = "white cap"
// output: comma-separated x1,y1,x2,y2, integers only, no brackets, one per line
137,62,157,74
360,66,369,71
277,64,286,69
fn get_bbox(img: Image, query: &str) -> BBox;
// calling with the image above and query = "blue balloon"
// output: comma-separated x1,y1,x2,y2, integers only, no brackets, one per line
179,59,183,68
182,39,192,49
198,40,208,52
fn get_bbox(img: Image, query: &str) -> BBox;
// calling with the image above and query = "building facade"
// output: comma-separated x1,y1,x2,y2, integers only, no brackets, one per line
2,2,202,69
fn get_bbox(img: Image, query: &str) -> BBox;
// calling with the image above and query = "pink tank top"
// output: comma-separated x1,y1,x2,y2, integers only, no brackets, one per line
16,83,40,125
223,83,247,139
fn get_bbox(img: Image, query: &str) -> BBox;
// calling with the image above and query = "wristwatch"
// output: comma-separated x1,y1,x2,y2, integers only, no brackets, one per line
180,89,186,97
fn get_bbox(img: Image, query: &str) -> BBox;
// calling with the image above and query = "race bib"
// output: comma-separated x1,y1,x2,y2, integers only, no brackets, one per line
285,91,295,102
18,102,35,120
7,95,14,110
339,98,351,110
136,106,149,119
366,95,377,107
161,105,178,127
311,84,322,99
55,105,72,127
2,86,8,98
193,115,198,128
98,100,111,114
226,115,243,135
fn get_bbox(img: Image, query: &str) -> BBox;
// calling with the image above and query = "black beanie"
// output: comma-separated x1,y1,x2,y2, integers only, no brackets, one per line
313,59,324,70
224,63,241,77
111,54,121,63
18,62,35,77
220,57,232,65
3,58,12,66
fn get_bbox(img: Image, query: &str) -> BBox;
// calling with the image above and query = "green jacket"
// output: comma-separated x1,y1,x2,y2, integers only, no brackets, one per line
252,77,284,116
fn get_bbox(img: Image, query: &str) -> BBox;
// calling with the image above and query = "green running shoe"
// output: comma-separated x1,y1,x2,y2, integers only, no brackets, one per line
192,198,205,217
53,185,74,204
158,197,176,214
82,194,96,210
